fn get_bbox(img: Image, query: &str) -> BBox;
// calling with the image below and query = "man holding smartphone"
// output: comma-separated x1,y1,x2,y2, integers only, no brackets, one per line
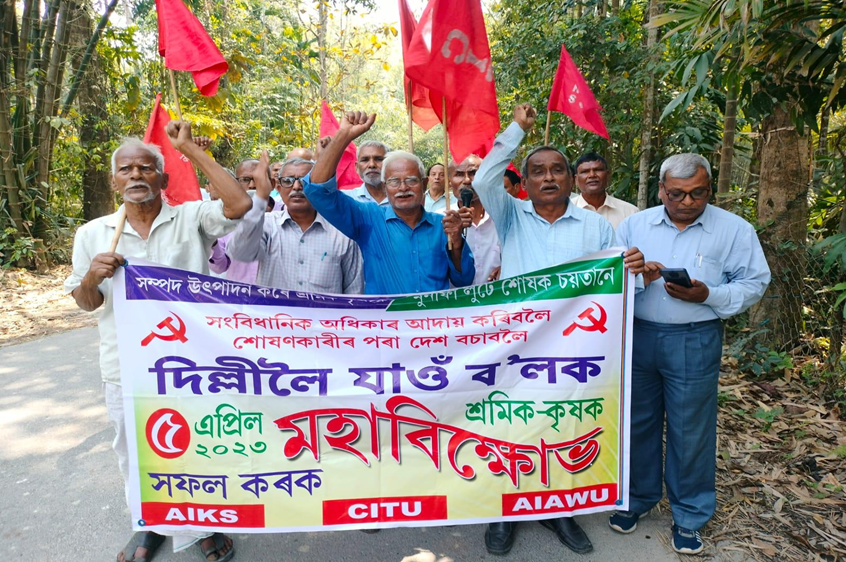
613,154,770,555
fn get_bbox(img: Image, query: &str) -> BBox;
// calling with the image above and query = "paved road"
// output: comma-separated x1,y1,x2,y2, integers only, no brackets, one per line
1,328,707,561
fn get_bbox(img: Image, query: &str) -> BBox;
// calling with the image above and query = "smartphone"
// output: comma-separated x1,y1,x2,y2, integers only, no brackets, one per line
660,268,693,288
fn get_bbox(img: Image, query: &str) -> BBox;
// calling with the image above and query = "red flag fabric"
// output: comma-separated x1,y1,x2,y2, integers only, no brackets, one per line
319,101,362,190
404,0,500,162
143,93,202,206
398,0,440,132
155,0,228,96
547,45,609,139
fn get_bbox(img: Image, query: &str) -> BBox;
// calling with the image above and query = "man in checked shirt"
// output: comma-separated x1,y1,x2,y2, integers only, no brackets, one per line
226,152,364,293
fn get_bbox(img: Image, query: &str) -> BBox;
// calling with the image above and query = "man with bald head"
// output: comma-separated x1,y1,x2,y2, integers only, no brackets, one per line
287,147,315,161
303,111,475,294
65,122,251,562
472,104,646,556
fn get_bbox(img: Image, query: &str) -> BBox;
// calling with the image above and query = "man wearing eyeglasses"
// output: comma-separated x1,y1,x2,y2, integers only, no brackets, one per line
303,111,475,295
225,154,364,294
611,153,770,555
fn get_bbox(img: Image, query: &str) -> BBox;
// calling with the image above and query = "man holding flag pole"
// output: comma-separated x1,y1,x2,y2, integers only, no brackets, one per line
65,0,244,559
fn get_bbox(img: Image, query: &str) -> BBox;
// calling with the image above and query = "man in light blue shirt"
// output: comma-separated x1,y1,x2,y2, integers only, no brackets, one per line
345,140,391,207
304,111,474,295
473,103,645,557
423,163,447,213
474,104,643,280
611,153,770,555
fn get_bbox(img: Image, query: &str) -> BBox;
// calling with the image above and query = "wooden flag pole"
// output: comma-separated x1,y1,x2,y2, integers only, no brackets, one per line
545,111,552,145
108,206,127,253
442,97,452,250
406,81,415,152
168,69,184,121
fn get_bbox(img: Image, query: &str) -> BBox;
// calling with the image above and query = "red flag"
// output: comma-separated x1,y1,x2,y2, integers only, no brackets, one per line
319,101,362,191
547,45,609,139
398,0,440,132
404,0,500,162
155,0,228,96
143,93,202,206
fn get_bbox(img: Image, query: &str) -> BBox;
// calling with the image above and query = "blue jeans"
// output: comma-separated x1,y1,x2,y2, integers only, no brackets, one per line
628,318,722,531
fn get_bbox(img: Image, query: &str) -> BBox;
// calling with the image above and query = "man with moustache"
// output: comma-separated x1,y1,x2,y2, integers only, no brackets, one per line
448,154,501,284
64,122,251,562
346,140,391,206
226,155,364,293
304,111,475,294
473,103,645,556
424,163,447,213
573,152,637,229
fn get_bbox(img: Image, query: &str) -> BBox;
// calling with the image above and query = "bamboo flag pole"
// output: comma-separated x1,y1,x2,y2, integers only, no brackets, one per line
406,81,415,152
442,97,452,250
168,69,184,120
109,207,127,253
545,111,552,145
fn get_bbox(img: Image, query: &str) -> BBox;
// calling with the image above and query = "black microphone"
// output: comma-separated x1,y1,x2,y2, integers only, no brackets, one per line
460,188,474,209
459,188,474,236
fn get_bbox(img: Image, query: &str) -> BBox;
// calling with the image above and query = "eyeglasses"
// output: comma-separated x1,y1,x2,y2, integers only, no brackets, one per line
277,175,307,188
385,176,421,188
664,187,711,202
236,176,255,185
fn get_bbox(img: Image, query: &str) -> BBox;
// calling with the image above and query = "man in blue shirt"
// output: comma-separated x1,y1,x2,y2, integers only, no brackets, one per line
304,110,475,294
612,154,770,555
473,103,645,557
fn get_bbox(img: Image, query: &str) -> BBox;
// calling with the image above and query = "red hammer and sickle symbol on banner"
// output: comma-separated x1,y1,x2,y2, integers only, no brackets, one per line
562,301,608,336
141,312,188,347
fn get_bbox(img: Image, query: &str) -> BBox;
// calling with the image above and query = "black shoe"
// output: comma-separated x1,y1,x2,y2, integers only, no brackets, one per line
485,522,516,555
538,517,593,554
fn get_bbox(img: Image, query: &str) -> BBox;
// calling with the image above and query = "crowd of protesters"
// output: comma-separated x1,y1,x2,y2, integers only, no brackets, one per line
65,104,771,562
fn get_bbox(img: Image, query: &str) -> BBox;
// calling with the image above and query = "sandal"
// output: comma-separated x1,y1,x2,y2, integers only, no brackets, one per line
199,533,235,562
117,532,165,562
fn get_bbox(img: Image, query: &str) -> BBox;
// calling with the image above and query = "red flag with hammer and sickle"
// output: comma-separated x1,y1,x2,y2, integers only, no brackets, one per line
403,0,500,162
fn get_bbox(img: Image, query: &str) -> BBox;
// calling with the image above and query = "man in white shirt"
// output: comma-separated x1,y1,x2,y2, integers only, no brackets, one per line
572,152,638,229
346,140,391,206
64,122,251,562
449,155,501,283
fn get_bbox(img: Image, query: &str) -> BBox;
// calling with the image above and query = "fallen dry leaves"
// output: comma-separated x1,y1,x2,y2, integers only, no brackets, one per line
714,368,846,561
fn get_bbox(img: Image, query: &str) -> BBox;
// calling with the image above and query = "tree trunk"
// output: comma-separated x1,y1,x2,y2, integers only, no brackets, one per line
716,79,739,200
612,0,620,14
317,0,328,100
76,4,113,220
637,0,660,210
748,104,809,350
598,0,607,17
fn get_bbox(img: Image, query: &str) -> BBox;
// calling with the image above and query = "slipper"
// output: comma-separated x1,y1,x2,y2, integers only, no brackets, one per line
199,533,235,562
118,532,165,562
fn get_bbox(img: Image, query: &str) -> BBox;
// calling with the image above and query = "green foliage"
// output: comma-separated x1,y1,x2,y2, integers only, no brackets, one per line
753,406,783,431
0,228,36,267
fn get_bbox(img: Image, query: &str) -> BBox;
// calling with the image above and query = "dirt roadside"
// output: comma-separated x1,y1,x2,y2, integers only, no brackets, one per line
0,265,97,347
